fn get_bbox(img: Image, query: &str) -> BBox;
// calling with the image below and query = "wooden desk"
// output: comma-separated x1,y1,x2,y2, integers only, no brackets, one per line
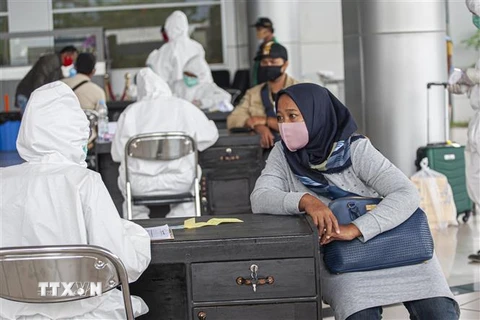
131,214,322,320
95,129,263,215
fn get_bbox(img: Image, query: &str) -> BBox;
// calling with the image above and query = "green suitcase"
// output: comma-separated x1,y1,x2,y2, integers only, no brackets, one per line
416,145,473,220
415,83,473,222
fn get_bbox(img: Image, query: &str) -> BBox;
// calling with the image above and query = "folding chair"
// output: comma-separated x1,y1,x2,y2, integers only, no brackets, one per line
125,132,201,220
0,245,134,320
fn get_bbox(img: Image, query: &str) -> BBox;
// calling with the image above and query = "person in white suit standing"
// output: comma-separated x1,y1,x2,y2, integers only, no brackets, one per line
449,0,480,262
449,0,480,211
146,10,206,87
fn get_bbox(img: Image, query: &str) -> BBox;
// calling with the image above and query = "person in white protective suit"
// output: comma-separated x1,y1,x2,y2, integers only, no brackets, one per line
449,0,480,211
0,81,151,319
146,10,206,87
111,68,219,219
172,55,234,112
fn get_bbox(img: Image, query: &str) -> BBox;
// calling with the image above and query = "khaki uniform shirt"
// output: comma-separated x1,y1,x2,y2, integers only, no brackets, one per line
62,74,106,110
227,75,299,129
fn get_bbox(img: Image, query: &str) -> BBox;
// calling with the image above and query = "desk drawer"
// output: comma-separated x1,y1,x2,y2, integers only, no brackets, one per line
199,146,260,167
191,258,316,302
193,302,317,320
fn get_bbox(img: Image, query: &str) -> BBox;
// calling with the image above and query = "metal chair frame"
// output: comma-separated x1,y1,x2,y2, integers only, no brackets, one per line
0,245,134,320
125,132,201,220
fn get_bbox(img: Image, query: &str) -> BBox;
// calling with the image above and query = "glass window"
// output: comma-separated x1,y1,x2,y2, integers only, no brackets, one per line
0,31,102,67
0,0,7,12
53,0,219,10
53,5,223,68
0,16,7,32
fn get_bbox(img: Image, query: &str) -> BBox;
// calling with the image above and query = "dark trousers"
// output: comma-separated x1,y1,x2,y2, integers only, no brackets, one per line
346,297,460,320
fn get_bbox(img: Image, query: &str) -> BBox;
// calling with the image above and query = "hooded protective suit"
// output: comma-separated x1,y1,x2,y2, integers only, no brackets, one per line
146,11,206,86
172,55,233,112
448,0,480,208
111,68,219,219
0,82,151,319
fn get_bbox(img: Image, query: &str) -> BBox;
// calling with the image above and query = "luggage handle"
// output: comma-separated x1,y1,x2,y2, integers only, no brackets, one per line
426,82,449,144
427,82,447,89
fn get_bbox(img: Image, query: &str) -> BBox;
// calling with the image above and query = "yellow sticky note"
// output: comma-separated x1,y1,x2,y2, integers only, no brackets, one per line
183,218,243,229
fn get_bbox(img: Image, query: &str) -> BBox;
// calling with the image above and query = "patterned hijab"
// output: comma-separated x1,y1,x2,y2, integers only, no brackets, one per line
276,83,363,199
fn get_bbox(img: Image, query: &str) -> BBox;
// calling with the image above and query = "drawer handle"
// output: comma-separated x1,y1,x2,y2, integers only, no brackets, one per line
235,264,274,293
197,311,207,320
219,155,241,161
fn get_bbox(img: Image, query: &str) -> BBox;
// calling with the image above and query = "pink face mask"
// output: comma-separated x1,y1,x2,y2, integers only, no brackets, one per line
279,121,309,152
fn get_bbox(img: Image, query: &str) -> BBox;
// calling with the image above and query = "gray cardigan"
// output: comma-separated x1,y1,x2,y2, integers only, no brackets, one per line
251,139,454,320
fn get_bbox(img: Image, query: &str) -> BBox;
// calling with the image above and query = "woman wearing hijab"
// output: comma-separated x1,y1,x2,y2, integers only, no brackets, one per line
250,83,459,320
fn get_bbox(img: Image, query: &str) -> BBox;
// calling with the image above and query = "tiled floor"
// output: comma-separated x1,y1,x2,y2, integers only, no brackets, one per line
324,214,480,319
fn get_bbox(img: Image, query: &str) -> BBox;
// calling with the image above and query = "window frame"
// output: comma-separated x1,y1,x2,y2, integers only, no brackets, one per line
52,0,228,68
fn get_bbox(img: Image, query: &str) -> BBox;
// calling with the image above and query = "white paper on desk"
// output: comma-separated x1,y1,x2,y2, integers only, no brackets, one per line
145,224,174,240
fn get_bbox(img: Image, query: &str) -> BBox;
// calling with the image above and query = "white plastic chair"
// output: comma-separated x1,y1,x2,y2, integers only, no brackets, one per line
125,132,201,220
0,245,134,320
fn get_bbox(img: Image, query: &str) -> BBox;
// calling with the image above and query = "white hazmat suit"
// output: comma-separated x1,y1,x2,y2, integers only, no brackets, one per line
146,11,206,86
448,0,480,208
111,68,219,219
172,55,234,112
0,81,151,319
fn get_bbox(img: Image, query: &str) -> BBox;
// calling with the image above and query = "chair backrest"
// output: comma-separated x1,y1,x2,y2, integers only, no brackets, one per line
232,69,251,93
124,132,198,184
0,245,131,308
212,70,231,88
125,132,197,161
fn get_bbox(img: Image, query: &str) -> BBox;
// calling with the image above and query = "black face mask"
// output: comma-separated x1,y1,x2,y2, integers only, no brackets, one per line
257,65,284,83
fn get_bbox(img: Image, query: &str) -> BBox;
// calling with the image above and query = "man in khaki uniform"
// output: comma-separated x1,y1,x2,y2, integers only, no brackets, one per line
62,53,106,110
227,42,299,148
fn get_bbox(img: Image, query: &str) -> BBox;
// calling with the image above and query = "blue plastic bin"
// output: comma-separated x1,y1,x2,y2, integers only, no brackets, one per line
0,112,22,151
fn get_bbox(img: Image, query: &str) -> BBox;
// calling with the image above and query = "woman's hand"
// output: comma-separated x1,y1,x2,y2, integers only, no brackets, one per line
299,194,340,239
321,224,362,245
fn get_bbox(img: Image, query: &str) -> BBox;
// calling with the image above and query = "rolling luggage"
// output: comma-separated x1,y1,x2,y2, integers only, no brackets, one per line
415,83,473,222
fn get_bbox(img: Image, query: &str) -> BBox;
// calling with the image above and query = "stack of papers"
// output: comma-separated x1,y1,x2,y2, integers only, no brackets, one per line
144,218,244,241
145,224,174,240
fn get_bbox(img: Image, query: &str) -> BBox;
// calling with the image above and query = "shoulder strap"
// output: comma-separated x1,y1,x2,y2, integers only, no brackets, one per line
260,84,276,117
72,80,89,91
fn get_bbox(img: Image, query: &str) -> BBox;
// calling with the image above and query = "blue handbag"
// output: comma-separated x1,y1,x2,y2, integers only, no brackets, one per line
323,197,434,274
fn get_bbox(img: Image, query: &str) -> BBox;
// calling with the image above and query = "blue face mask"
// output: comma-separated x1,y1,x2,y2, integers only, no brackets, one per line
183,75,198,87
82,144,88,156
69,68,77,77
473,14,480,29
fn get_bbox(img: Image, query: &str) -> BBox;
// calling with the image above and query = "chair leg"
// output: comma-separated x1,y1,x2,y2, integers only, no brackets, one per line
194,177,201,217
126,182,133,220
